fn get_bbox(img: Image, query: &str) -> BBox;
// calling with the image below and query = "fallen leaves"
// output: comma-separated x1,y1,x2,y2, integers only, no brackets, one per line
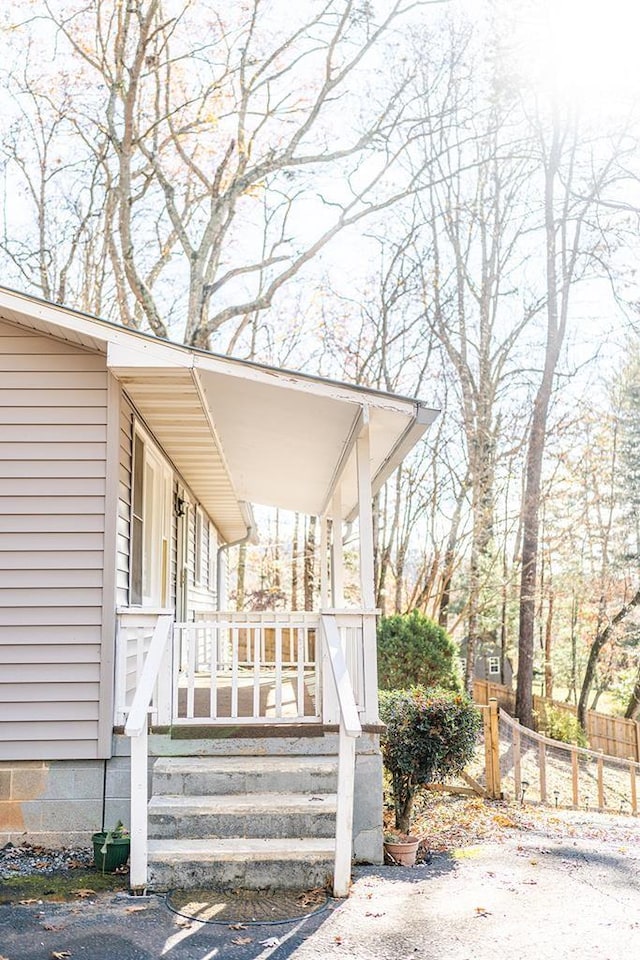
72,889,96,899
493,814,517,828
297,887,326,908
475,906,492,917
124,905,147,914
230,936,252,946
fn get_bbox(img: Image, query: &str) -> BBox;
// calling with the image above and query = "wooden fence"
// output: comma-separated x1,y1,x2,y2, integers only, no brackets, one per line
480,699,640,815
473,680,640,762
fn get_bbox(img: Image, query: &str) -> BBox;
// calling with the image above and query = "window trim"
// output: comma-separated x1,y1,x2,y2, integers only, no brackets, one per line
130,422,172,608
488,656,501,676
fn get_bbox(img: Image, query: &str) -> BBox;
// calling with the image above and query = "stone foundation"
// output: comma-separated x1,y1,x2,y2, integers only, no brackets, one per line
0,732,384,864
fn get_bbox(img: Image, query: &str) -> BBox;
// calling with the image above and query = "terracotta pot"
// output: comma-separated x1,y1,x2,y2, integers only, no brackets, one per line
383,836,420,866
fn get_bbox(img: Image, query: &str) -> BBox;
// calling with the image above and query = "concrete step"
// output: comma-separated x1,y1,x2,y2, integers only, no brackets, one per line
148,791,337,839
147,837,335,891
152,755,338,796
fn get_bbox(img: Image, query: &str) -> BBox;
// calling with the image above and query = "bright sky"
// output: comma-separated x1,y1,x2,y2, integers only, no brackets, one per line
520,0,640,108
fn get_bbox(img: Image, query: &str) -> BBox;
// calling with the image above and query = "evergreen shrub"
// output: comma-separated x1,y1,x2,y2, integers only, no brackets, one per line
377,610,461,692
379,686,481,833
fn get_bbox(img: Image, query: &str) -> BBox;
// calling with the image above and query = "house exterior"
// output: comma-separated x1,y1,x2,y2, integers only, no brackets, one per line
459,639,514,687
0,286,437,894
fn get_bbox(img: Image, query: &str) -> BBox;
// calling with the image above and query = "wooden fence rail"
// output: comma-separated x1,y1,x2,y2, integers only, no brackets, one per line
481,699,640,815
473,680,640,762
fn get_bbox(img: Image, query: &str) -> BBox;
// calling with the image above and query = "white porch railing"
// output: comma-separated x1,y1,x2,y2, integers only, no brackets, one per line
121,612,173,891
115,607,376,893
321,613,361,897
114,608,174,726
174,611,321,724
172,609,379,726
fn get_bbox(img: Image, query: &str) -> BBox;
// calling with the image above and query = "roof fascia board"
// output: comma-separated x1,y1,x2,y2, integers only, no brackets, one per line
107,338,194,371
0,286,128,352
193,353,424,418
0,286,437,421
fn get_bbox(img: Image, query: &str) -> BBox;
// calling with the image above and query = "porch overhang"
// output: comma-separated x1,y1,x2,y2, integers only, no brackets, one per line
0,285,438,541
107,340,438,533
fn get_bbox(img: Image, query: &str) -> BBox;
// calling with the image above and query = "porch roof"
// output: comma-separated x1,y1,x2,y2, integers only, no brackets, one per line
0,286,438,542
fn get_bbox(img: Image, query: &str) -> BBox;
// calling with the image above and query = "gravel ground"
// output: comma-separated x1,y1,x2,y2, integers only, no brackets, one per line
0,841,95,879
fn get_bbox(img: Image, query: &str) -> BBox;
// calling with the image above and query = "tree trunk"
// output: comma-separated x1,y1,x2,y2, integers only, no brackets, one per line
578,585,640,727
291,512,300,612
544,591,554,700
304,516,316,611
236,542,246,610
624,666,640,720
516,105,566,729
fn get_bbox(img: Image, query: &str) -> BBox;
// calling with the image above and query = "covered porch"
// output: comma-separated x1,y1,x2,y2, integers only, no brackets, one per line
108,338,437,894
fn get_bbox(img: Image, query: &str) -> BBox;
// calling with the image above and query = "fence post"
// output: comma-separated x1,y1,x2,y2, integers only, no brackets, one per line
571,748,579,808
513,722,521,803
483,707,494,797
484,698,501,800
538,741,547,804
597,750,604,811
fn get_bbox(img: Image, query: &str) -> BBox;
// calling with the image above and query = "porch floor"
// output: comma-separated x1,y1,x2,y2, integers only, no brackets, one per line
175,669,317,721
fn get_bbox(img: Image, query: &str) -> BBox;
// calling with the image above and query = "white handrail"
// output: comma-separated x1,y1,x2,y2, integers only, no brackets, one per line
124,615,173,737
322,615,362,738
321,614,361,898
123,614,173,890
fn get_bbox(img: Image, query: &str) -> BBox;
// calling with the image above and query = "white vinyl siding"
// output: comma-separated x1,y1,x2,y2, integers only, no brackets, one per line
0,320,108,760
116,396,134,606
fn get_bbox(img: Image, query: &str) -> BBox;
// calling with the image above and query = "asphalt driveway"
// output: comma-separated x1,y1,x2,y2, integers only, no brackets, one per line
1,808,638,960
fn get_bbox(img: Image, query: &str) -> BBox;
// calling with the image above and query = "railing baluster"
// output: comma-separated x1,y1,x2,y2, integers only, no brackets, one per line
253,626,261,718
275,624,283,718
210,624,218,719
187,625,196,719
297,626,305,717
231,626,239,718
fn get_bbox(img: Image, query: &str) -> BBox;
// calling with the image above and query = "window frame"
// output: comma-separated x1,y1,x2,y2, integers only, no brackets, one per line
129,422,172,607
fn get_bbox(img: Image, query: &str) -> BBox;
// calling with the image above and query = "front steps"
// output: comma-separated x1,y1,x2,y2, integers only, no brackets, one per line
147,754,338,891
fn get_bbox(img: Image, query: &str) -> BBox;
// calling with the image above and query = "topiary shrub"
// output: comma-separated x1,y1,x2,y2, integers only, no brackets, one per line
538,705,588,748
377,610,461,692
379,686,481,834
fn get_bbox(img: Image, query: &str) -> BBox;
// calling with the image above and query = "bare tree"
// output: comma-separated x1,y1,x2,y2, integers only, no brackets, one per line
1,0,448,346
515,102,627,727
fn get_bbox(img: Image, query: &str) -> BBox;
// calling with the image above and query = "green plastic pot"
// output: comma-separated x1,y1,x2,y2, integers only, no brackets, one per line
91,832,130,872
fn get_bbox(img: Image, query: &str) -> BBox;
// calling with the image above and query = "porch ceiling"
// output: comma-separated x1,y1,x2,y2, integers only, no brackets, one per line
195,365,436,520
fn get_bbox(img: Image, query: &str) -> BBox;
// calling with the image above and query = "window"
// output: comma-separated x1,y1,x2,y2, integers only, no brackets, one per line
208,521,217,593
488,656,500,676
130,426,172,606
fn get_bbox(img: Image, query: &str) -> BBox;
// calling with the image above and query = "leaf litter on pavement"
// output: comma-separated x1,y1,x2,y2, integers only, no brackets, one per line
395,791,640,857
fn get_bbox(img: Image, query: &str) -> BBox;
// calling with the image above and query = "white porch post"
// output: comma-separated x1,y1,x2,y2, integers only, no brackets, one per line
356,411,379,723
331,486,345,608
129,721,148,890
